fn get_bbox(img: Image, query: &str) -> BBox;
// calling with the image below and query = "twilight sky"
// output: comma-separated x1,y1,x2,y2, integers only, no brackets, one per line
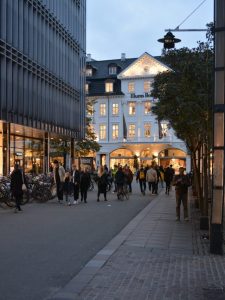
86,0,213,60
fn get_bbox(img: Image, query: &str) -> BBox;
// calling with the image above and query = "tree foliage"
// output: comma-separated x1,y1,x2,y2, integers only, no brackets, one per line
74,99,101,157
151,29,214,153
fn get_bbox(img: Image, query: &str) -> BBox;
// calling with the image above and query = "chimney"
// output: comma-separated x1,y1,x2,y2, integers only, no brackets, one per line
121,53,126,61
86,53,92,62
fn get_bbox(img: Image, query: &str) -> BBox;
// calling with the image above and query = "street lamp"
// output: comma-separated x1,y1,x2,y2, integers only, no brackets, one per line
158,31,181,49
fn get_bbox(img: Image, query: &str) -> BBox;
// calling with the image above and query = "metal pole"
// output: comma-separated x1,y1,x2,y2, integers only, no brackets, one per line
210,0,225,255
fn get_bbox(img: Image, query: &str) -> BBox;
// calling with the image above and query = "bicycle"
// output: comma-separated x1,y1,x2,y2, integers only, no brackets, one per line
117,184,129,200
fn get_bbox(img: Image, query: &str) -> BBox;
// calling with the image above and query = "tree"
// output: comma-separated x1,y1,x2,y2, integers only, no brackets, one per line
74,99,101,157
151,26,214,216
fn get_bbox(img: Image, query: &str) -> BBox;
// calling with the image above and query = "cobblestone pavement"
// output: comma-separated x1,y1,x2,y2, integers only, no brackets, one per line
50,189,225,300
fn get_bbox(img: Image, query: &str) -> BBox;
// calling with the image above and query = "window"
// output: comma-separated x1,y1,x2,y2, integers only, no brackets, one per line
100,103,106,116
128,102,136,115
144,81,151,92
85,83,89,94
161,123,168,137
144,123,151,137
109,66,117,75
128,124,136,138
128,82,135,93
86,68,92,76
99,124,106,140
144,102,151,114
105,82,113,93
112,124,119,140
112,103,119,115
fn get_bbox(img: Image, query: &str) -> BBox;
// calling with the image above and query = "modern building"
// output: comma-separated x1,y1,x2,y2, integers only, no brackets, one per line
0,0,86,175
86,52,190,172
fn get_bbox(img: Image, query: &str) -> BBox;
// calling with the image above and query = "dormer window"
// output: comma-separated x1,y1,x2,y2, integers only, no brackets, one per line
86,68,92,77
109,66,117,75
85,83,89,94
105,81,114,93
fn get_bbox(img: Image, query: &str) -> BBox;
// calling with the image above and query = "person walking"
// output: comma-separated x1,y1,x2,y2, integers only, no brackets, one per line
164,165,174,195
172,167,191,221
72,165,80,204
80,167,91,203
115,166,125,198
124,166,133,193
146,164,157,194
159,166,165,188
53,160,65,203
64,171,71,205
136,165,146,195
11,164,25,212
97,166,108,202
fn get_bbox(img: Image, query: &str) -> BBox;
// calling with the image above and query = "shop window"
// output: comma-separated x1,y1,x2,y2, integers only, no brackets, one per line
100,103,106,116
144,102,151,114
112,103,119,115
128,82,135,93
128,102,136,115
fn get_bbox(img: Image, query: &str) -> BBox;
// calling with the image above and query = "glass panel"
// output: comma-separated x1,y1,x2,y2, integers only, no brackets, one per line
212,189,223,224
213,149,224,187
214,113,224,147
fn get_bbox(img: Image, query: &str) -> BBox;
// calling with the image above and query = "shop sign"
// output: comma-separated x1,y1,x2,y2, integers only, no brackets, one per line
130,92,151,98
15,152,23,156
80,157,93,165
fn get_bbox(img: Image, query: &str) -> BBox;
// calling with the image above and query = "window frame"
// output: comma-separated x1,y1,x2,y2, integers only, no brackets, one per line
128,101,136,115
112,124,119,140
99,124,107,140
144,81,151,92
144,101,151,114
128,82,135,93
99,103,106,116
144,123,151,138
105,82,114,93
112,103,119,115
109,66,117,75
128,124,136,138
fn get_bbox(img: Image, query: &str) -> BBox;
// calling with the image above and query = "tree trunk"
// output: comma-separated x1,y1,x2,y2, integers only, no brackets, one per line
192,150,203,211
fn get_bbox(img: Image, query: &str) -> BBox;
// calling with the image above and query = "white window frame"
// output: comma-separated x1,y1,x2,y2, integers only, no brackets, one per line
99,103,106,116
144,101,151,114
128,102,136,115
128,82,135,93
112,103,119,115
99,124,107,140
128,124,136,138
112,124,119,140
109,66,117,75
144,123,151,137
144,81,151,92
105,82,113,93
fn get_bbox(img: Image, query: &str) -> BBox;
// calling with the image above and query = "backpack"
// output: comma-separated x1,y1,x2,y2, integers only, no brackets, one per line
139,170,145,180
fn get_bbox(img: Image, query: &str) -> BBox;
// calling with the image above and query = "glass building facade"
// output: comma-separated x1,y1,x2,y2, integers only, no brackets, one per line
0,0,86,174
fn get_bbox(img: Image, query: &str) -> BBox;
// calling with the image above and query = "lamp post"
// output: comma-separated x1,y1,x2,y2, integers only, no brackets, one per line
158,31,181,49
210,0,224,255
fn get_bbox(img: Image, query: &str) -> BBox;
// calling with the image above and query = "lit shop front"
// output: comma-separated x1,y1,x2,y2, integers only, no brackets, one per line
0,122,75,175
158,148,187,171
110,148,135,170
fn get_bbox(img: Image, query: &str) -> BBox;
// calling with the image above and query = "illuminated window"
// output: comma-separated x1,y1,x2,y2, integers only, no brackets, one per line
144,102,151,114
109,66,117,75
100,103,106,116
99,124,106,140
161,123,168,137
144,123,151,137
85,83,89,94
128,82,135,93
128,124,136,138
105,82,113,93
144,81,151,92
86,68,92,76
128,102,135,115
112,103,119,115
112,124,119,140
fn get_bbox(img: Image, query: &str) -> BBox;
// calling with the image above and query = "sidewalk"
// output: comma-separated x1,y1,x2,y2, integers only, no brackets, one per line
49,189,225,300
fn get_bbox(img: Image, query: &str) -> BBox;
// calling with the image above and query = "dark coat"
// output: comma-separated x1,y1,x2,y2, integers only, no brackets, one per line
11,169,23,197
115,170,125,185
80,172,91,190
98,173,108,193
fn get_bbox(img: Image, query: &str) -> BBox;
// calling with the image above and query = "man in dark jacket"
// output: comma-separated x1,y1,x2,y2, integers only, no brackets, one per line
72,165,80,204
172,167,190,221
115,167,125,196
11,164,24,212
80,168,91,203
164,165,174,195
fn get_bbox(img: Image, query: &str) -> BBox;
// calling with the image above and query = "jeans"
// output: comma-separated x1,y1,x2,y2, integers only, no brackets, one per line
139,180,146,193
176,191,188,219
148,182,155,193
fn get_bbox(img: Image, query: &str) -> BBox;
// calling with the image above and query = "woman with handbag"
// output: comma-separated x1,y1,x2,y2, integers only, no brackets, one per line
11,164,26,212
